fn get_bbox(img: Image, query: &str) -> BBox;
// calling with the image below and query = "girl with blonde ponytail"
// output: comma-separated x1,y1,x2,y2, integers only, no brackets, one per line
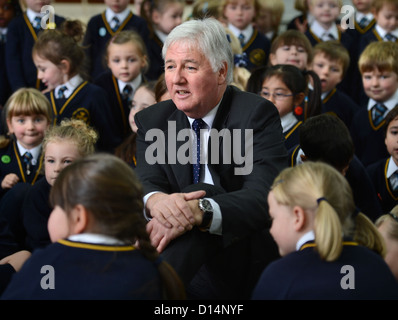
252,161,398,300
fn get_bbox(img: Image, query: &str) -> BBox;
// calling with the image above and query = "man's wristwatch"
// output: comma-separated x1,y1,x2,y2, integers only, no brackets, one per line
198,199,213,231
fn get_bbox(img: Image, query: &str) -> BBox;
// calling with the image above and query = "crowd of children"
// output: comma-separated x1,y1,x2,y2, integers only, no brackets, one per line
0,0,397,300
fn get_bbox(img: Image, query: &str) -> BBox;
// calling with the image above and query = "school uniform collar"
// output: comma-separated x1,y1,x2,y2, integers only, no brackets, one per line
281,112,298,133
105,7,130,24
55,74,83,99
26,8,42,23
118,73,142,96
375,24,398,39
68,233,125,245
154,28,168,43
296,230,315,251
367,89,398,112
310,20,339,41
295,147,305,165
356,12,374,24
17,141,41,166
228,23,253,42
387,156,398,179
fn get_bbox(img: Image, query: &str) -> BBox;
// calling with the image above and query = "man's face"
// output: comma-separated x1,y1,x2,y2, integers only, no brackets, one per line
164,41,227,119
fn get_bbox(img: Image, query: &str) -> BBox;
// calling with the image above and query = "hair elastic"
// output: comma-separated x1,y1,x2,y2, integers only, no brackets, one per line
316,197,327,205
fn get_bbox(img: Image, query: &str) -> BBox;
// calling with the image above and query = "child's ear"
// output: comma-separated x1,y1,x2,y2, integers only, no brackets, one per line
269,53,277,66
59,59,71,76
6,119,13,134
294,92,305,106
70,204,89,235
292,205,306,232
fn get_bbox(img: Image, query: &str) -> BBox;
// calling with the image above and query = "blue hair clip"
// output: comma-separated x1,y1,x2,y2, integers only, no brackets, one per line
316,197,327,205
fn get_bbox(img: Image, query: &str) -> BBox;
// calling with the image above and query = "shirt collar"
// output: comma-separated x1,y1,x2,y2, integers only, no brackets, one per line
367,89,398,111
280,112,298,133
296,230,315,251
55,74,83,99
68,233,125,245
105,7,130,23
26,8,42,23
356,12,374,22
387,156,398,178
154,29,168,43
17,141,42,165
228,23,253,42
118,73,143,95
375,24,398,39
310,20,338,40
187,100,221,130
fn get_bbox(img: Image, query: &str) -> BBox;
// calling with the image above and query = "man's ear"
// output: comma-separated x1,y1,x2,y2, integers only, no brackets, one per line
70,204,89,235
218,61,228,84
292,205,306,232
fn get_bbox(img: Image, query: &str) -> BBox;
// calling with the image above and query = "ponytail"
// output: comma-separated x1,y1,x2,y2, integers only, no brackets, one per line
302,69,322,120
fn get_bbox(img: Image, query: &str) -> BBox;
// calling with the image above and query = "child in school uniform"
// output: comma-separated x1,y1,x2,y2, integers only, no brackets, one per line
83,0,150,80
310,41,360,129
305,0,356,99
346,0,376,43
358,0,398,57
32,20,121,153
5,0,64,92
0,0,21,110
287,0,313,33
0,88,51,200
222,0,270,72
289,114,383,221
251,161,398,300
94,30,149,143
140,0,185,81
115,81,157,168
253,0,284,43
350,41,398,167
1,153,186,300
246,64,321,151
22,119,98,252
375,206,398,281
367,106,398,213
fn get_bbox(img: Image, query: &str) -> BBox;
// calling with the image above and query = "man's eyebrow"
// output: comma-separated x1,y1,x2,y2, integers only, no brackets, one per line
165,59,200,64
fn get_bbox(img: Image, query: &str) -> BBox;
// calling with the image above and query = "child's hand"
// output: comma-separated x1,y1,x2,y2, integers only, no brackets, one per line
295,18,308,33
1,173,20,189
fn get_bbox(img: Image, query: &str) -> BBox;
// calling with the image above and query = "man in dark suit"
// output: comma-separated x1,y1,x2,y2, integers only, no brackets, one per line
134,18,288,299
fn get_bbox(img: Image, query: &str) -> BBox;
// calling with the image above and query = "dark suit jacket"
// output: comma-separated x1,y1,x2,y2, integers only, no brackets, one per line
134,85,288,298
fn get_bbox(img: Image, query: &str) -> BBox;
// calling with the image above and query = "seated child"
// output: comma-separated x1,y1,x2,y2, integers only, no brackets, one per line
310,41,360,129
367,105,398,213
1,153,186,300
252,161,398,300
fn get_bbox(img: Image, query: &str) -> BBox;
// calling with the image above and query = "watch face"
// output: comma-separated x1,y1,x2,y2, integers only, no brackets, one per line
200,199,212,212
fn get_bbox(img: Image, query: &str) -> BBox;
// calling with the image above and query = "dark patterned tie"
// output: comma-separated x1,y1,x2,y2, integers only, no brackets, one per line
371,103,387,126
192,118,206,184
123,84,133,104
23,151,33,175
385,33,396,42
57,86,68,99
238,33,245,47
390,171,398,191
33,16,41,31
111,16,120,31
358,17,368,28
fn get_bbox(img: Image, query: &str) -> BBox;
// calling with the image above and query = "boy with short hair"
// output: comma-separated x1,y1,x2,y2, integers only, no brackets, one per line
310,40,360,129
367,105,398,213
350,41,398,167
